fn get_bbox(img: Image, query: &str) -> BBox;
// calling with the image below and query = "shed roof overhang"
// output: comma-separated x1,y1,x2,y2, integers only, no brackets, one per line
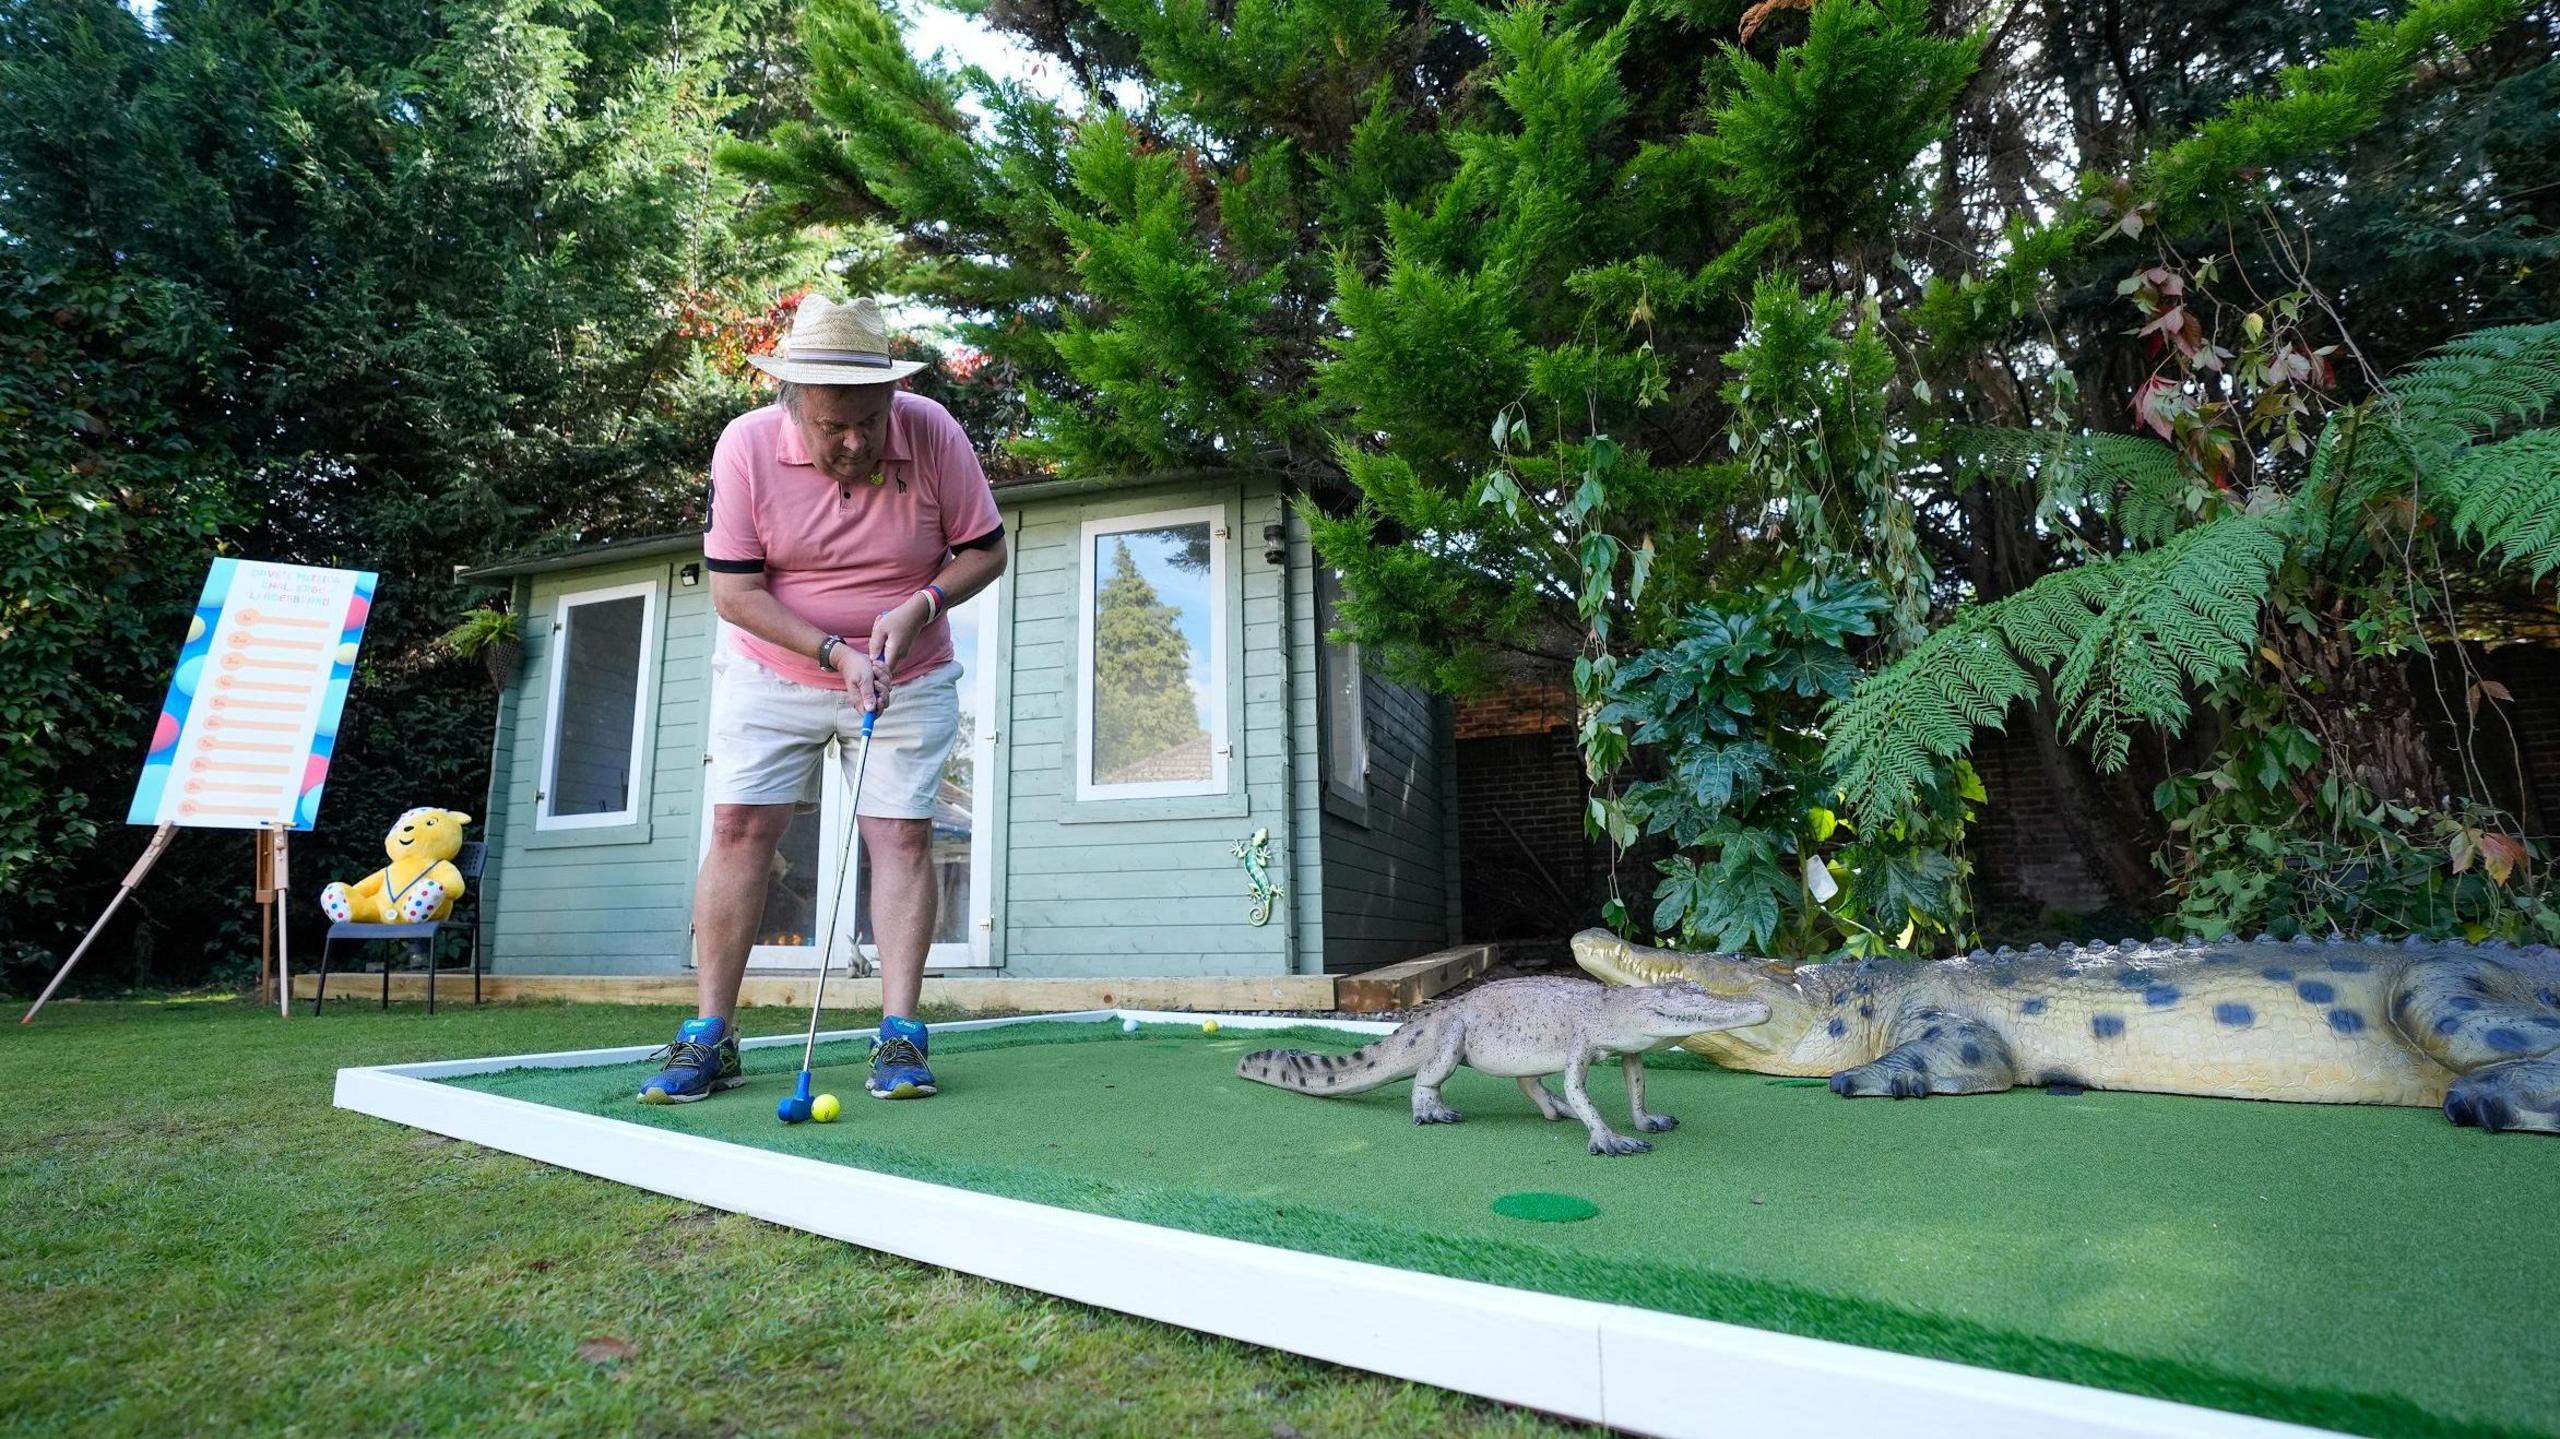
452,465,1314,586
454,532,705,586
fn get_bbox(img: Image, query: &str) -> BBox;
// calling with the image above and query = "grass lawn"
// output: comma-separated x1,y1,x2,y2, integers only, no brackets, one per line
0,997,1581,1438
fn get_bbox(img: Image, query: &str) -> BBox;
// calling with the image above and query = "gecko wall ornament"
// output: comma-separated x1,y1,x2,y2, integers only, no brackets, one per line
1231,827,1281,926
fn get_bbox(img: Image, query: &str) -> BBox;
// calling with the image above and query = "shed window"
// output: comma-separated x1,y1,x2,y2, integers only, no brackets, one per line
537,580,657,829
1316,565,1367,798
1076,507,1227,799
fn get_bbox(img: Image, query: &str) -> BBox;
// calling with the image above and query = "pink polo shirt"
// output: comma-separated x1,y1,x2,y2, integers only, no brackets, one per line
703,394,1004,689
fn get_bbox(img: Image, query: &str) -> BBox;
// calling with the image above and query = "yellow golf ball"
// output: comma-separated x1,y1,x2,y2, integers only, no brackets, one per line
811,1093,841,1123
1201,1019,1220,1035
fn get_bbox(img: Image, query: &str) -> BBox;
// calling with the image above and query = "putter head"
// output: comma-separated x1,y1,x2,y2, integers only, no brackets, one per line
777,1070,815,1124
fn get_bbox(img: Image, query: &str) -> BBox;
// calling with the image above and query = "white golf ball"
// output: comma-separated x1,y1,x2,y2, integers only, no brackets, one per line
1121,1018,1141,1034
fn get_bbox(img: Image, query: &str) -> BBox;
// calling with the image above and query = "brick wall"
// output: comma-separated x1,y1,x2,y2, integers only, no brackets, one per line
1454,680,1574,740
1965,643,2560,930
1453,682,1678,953
2473,643,2560,838
1963,726,2119,928
1454,725,1610,942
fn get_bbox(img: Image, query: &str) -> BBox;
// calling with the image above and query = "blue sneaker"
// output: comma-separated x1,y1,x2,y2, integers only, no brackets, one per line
637,1016,745,1104
868,1015,937,1099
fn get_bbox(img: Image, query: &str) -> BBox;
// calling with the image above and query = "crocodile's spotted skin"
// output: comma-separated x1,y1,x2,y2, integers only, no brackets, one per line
1572,930,2560,1133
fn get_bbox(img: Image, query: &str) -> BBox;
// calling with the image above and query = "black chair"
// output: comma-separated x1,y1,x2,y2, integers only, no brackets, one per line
312,841,487,1015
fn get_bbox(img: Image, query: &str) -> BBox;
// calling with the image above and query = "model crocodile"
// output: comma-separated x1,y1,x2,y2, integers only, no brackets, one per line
1236,976,1770,1155
1572,929,2560,1134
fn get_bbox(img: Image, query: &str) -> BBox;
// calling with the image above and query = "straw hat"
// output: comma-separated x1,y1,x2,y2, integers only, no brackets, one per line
746,294,926,386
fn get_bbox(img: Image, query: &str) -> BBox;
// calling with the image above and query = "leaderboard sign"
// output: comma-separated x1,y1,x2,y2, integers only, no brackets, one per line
127,558,378,831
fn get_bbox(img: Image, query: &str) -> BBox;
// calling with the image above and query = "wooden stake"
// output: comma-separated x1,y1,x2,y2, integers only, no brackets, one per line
273,827,292,1019
22,824,178,1024
255,829,278,1009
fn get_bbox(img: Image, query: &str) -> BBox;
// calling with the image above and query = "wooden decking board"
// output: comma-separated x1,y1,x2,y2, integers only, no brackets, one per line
1331,944,1494,1014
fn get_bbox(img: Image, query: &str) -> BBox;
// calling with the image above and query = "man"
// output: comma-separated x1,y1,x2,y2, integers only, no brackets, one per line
639,294,1007,1105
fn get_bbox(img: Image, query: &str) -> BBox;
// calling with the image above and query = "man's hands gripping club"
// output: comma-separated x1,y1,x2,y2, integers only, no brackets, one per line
858,591,939,712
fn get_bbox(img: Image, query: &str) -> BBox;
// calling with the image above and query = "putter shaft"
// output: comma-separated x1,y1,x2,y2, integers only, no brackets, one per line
798,711,878,1077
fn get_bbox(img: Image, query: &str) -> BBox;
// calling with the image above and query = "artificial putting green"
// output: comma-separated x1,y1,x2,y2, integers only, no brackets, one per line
441,1021,2560,1438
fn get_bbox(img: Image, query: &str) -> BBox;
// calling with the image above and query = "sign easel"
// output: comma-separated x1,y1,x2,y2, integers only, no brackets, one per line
20,558,375,1024
20,824,179,1023
21,819,296,1023
255,822,291,1014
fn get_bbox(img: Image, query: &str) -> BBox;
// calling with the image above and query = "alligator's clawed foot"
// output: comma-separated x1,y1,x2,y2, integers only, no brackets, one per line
1588,1133,1654,1156
2444,1055,2560,1134
1412,1100,1465,1125
1829,1062,1931,1099
1635,1112,1679,1133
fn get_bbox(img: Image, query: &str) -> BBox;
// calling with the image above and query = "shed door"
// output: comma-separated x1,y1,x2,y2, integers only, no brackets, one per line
694,582,999,972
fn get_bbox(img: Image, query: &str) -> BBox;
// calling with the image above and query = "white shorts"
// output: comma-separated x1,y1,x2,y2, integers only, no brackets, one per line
706,648,961,819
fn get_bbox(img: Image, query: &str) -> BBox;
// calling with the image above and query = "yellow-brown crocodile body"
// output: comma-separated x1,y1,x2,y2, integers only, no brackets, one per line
1573,930,2560,1133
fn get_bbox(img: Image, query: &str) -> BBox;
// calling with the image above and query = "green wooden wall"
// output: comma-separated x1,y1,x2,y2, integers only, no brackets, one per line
1282,501,1326,971
1318,671,1458,972
996,477,1306,977
481,557,709,974
475,476,1458,980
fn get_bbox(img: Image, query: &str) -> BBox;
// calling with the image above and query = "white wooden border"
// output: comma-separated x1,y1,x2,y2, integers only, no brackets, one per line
957,571,1000,967
334,1012,2342,1439
1073,504,1231,801
1313,563,1370,802
533,578,660,831
707,577,1003,974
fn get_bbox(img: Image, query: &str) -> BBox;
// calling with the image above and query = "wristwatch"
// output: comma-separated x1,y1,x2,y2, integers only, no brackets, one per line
815,635,844,673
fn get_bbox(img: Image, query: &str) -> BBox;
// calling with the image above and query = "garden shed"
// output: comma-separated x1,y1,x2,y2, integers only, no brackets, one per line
455,467,1461,986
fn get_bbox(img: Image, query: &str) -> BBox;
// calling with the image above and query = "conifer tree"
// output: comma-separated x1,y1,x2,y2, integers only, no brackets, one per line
0,0,817,986
726,0,1981,688
733,0,2552,949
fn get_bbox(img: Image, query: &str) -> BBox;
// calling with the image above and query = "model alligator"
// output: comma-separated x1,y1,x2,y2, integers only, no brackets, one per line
1236,976,1770,1155
1572,928,2560,1134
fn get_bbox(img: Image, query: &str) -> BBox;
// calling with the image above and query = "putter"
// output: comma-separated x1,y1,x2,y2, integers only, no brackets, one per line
778,703,879,1124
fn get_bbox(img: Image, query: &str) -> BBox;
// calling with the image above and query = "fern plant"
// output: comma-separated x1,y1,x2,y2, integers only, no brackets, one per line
1829,321,2560,937
1946,426,2206,551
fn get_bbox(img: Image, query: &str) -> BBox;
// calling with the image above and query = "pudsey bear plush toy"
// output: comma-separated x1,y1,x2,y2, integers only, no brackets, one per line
320,808,472,924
